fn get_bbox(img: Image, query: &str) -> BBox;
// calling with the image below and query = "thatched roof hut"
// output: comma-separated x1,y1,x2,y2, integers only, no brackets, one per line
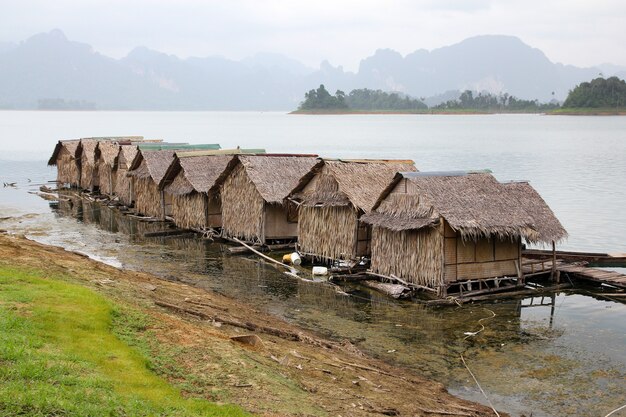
159,154,235,230
48,139,80,187
76,139,102,191
288,159,417,261
361,171,567,296
127,150,177,218
95,141,123,196
114,145,140,205
216,154,318,244
127,145,222,218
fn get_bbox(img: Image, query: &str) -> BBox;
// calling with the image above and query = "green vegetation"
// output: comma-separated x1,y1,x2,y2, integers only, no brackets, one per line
345,88,427,111
434,90,559,112
562,76,626,108
299,84,348,110
0,266,248,417
296,85,556,113
298,85,426,112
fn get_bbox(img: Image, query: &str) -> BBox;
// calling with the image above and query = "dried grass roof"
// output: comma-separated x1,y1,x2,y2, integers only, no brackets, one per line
162,154,235,195
291,159,417,212
48,139,80,165
77,139,101,166
116,145,139,169
363,171,566,244
96,141,121,167
128,150,176,183
216,155,319,203
502,181,568,243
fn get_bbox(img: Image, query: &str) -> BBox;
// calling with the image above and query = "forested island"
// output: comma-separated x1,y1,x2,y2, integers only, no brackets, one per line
553,76,626,114
295,85,427,113
293,76,626,115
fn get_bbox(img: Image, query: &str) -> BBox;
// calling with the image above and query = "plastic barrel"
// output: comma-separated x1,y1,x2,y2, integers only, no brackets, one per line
290,252,301,266
312,266,328,275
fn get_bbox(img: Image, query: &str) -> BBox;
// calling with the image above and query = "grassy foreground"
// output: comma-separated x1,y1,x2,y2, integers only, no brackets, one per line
0,266,248,417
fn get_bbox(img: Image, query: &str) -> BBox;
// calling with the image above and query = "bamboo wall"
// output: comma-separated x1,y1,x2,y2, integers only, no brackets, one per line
221,164,264,242
171,192,208,229
370,225,443,290
264,203,298,239
98,164,115,196
115,167,132,205
297,205,358,260
134,177,162,218
80,154,98,191
56,148,79,187
443,222,519,282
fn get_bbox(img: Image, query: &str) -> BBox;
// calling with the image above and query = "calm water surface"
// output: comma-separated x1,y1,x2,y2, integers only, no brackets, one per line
1,112,625,416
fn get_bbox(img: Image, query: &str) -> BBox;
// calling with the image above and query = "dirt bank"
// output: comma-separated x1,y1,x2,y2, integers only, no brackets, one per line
0,233,501,416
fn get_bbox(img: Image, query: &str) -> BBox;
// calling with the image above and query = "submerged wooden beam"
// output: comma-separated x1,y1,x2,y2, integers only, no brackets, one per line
143,229,189,238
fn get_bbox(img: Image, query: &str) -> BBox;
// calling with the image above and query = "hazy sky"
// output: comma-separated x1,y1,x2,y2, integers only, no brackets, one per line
2,0,625,71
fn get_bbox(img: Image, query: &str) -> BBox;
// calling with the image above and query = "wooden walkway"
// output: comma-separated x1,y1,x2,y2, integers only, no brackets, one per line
558,264,626,289
522,257,626,290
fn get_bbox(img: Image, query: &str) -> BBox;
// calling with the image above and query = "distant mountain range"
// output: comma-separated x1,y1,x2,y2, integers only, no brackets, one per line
0,29,624,110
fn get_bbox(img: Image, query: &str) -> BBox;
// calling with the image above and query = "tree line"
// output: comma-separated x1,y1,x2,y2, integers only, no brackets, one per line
298,85,426,111
562,76,626,108
298,77,626,112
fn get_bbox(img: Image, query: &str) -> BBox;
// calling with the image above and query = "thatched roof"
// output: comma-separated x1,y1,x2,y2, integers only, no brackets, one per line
175,148,265,158
361,212,437,231
77,139,101,166
217,155,319,204
48,139,79,166
161,154,235,195
117,145,139,169
502,181,568,243
362,171,566,244
128,150,176,183
291,159,417,212
96,141,121,167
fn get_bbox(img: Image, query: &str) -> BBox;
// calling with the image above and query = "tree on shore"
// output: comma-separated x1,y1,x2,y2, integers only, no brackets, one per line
299,85,348,109
346,88,427,110
434,90,558,111
298,86,427,111
562,76,626,108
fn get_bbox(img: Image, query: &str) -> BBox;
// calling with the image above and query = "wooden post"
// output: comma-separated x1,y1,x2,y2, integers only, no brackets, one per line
552,240,559,283
160,190,166,220
204,194,209,228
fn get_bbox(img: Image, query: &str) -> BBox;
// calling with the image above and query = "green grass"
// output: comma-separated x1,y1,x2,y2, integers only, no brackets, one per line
548,107,626,115
0,266,250,417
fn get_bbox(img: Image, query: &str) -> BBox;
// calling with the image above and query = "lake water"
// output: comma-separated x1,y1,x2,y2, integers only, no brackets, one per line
1,111,625,416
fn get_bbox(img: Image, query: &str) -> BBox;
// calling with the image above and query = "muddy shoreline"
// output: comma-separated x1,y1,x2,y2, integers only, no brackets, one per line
0,233,499,416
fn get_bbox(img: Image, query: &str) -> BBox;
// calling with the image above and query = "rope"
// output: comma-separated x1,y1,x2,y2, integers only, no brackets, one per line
460,354,500,417
605,403,626,417
461,308,500,417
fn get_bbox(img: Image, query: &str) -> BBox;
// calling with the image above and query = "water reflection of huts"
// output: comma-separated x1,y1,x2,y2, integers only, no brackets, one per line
288,159,416,262
216,154,318,245
361,171,567,297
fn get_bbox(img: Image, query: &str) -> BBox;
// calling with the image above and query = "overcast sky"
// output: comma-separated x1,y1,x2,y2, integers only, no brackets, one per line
2,0,625,71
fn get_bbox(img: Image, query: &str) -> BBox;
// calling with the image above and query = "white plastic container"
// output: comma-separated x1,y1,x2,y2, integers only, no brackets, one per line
312,266,328,275
290,252,301,266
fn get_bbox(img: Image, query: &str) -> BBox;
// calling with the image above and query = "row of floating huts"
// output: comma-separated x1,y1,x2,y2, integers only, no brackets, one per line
48,136,567,298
